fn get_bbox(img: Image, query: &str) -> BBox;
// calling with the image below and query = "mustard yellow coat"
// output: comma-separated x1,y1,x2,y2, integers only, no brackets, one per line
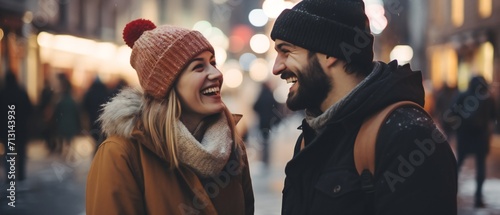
86,134,254,215
86,88,254,215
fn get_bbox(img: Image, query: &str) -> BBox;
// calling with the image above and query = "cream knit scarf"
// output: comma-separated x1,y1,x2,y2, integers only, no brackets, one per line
176,114,233,177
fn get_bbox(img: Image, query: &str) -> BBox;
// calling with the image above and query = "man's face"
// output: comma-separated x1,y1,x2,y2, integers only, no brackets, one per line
273,40,331,111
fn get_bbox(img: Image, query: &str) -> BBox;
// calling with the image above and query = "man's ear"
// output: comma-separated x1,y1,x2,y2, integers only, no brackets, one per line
325,56,339,68
318,53,339,68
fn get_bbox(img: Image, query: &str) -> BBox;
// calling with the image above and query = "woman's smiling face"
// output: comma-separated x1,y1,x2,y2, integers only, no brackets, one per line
175,51,225,121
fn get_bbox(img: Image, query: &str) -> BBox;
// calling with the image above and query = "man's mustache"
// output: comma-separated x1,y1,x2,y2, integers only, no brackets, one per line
280,70,297,80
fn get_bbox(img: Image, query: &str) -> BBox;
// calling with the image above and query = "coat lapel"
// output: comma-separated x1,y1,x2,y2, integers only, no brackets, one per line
177,166,218,214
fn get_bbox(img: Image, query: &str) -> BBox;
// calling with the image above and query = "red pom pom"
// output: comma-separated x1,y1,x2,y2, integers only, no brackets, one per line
123,19,156,48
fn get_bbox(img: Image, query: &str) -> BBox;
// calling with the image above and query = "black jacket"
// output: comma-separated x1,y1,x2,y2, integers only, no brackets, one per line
282,61,457,215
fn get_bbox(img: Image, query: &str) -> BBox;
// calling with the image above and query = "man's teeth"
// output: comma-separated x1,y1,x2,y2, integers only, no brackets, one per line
286,77,298,84
201,87,220,95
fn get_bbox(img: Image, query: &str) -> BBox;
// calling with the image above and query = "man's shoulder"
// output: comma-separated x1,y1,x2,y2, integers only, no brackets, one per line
383,106,436,131
375,105,447,154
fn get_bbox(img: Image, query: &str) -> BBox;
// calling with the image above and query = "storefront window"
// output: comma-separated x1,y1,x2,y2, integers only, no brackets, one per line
452,0,464,27
457,61,470,91
479,0,492,18
432,1,445,26
474,42,494,82
429,45,458,90
457,42,494,91
0,28,3,74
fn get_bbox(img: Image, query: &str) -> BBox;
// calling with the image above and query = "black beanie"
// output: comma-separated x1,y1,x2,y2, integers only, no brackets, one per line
271,0,374,63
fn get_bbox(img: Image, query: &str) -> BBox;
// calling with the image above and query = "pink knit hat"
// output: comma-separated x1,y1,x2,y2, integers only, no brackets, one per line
123,19,214,99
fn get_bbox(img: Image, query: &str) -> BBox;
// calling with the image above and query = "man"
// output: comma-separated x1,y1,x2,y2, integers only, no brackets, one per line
270,0,457,214
452,76,495,208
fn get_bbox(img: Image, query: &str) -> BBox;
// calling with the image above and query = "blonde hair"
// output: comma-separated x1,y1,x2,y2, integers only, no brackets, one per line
141,90,240,169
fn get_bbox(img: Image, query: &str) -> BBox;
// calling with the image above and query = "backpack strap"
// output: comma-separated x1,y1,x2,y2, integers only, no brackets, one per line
354,101,424,176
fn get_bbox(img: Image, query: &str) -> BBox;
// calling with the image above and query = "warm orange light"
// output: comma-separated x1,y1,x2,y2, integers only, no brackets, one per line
429,45,458,89
451,0,464,27
479,0,492,18
473,42,494,82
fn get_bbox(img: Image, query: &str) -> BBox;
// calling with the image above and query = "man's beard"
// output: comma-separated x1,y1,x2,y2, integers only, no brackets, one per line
286,55,331,111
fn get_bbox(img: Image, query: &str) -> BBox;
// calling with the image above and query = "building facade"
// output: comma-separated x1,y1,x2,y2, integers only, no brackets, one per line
0,0,28,84
1,0,229,103
426,0,499,93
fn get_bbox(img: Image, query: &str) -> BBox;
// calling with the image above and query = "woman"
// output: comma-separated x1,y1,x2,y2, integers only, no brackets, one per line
86,19,254,215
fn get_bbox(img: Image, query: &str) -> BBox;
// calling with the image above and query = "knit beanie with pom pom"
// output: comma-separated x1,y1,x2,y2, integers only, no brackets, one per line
123,19,214,99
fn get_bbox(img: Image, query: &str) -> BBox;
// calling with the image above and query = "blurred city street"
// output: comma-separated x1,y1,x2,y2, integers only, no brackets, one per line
455,134,500,215
0,115,499,215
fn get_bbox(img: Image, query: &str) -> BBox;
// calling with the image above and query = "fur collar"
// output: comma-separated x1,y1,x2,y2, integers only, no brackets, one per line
99,88,143,138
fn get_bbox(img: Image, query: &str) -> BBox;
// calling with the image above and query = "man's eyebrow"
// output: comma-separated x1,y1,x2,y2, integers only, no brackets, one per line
275,42,295,51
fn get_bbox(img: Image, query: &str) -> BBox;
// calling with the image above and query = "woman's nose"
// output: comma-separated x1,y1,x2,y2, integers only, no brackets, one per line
208,66,223,80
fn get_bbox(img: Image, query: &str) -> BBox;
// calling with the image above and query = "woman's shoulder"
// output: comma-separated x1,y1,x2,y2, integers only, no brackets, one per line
97,135,141,158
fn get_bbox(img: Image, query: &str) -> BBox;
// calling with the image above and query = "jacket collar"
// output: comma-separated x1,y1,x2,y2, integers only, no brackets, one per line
100,87,243,164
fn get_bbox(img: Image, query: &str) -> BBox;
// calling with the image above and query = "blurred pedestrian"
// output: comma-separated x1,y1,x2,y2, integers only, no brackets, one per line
270,0,457,214
451,75,496,208
253,81,280,168
86,19,254,215
52,73,81,157
434,83,458,137
0,70,33,182
37,78,56,152
82,76,109,151
109,77,128,98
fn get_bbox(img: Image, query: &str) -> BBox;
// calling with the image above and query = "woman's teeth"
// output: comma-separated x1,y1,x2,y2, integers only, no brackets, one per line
201,87,220,95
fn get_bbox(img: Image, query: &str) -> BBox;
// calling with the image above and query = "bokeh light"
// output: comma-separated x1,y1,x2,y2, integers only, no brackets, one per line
0,28,4,41
116,45,134,71
23,11,33,23
229,35,245,53
249,58,270,82
249,9,269,27
194,21,230,51
193,20,213,36
390,45,414,65
229,25,254,53
214,46,228,66
239,53,257,71
365,3,388,35
224,69,243,88
262,0,294,19
94,43,117,60
250,34,270,54
207,27,229,50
